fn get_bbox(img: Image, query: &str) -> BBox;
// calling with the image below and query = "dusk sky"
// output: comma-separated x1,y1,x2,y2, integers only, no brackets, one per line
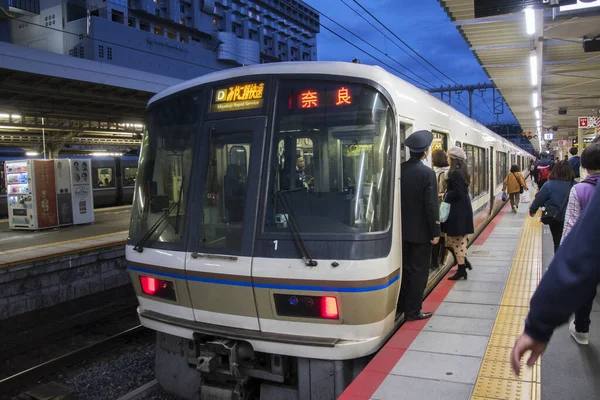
301,0,518,125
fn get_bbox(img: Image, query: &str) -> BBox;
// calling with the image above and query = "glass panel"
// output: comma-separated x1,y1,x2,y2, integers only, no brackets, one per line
123,167,137,186
265,80,394,234
93,167,114,188
0,161,6,194
464,145,474,198
200,132,251,254
128,93,200,247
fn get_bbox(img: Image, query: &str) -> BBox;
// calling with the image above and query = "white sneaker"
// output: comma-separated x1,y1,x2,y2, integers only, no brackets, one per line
569,320,589,345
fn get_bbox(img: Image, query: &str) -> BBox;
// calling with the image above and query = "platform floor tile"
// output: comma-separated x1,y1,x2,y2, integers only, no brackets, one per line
390,350,482,384
434,303,499,320
371,375,473,400
422,315,494,337
408,331,489,358
463,272,510,283
451,281,506,293
444,290,504,305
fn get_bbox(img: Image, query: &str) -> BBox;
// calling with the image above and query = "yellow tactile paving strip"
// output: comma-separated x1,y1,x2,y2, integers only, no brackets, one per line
0,231,128,268
471,212,543,400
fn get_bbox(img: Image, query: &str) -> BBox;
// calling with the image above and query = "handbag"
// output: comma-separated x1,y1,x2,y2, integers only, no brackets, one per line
540,183,573,225
501,191,507,202
512,172,524,194
440,201,450,223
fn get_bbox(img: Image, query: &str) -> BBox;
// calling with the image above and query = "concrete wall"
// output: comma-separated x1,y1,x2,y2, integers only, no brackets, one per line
0,245,129,320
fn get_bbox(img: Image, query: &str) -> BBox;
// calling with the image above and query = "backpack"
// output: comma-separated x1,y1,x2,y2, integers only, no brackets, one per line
538,165,551,183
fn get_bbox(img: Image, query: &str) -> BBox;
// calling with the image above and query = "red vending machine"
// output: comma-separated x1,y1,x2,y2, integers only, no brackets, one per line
5,159,59,230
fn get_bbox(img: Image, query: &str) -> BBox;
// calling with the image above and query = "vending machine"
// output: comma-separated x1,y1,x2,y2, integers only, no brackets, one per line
54,159,73,226
5,159,59,230
70,158,94,225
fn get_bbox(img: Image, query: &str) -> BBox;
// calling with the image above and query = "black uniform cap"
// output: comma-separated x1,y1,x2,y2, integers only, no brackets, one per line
405,130,434,153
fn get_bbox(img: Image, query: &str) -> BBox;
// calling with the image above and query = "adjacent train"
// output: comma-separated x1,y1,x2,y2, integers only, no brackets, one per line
125,62,535,400
0,155,138,218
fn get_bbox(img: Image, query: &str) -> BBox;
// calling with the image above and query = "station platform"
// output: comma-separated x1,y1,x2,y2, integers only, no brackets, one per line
0,206,129,267
340,197,543,399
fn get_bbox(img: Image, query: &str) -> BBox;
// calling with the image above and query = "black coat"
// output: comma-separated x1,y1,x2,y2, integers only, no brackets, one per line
443,169,474,236
400,158,441,244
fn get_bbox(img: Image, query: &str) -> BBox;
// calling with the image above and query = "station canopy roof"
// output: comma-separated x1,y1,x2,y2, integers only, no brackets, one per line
437,0,600,153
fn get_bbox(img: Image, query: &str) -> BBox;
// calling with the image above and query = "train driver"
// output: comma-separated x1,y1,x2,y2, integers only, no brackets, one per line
398,130,440,321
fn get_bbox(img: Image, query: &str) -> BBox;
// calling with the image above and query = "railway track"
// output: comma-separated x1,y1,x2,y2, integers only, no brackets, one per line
0,325,149,395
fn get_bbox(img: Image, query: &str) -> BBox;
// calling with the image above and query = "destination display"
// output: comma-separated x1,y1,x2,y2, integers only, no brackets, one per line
211,82,265,112
288,86,355,110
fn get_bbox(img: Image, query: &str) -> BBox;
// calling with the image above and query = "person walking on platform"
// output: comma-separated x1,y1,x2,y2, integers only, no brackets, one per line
533,156,553,190
398,130,440,321
502,164,528,213
443,146,474,281
567,147,582,182
510,180,600,375
529,161,574,253
431,149,450,270
560,140,600,345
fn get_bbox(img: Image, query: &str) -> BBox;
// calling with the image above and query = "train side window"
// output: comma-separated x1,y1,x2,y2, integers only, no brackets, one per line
93,167,114,188
200,133,252,254
123,167,138,186
432,131,448,152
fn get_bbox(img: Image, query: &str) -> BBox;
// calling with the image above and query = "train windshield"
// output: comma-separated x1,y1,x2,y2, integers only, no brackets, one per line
265,81,394,234
128,93,201,249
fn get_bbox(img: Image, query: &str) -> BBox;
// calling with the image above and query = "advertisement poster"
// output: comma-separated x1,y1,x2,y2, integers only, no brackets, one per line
71,159,95,224
33,160,58,229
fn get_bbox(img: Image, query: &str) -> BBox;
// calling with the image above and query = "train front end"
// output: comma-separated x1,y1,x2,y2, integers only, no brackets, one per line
126,68,401,399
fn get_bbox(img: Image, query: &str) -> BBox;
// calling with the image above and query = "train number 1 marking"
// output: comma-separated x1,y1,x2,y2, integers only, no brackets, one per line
273,240,278,251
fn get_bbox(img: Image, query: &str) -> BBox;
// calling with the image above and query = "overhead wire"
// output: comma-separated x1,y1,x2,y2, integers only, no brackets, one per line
350,0,461,86
317,13,433,88
337,0,447,86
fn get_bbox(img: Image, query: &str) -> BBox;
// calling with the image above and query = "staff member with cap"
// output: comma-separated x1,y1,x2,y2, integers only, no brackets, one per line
398,130,440,321
444,146,475,280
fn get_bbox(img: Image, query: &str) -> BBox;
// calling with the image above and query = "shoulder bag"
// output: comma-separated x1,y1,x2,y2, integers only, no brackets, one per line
512,172,524,194
540,182,573,225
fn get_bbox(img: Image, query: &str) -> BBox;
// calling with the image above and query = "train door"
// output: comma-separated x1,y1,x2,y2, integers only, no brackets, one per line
185,117,266,330
489,147,495,211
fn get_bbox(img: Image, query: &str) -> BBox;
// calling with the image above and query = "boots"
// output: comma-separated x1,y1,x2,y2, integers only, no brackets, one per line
465,257,473,270
448,264,468,280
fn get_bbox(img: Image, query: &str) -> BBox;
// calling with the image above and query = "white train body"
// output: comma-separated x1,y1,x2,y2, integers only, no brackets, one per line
125,62,533,399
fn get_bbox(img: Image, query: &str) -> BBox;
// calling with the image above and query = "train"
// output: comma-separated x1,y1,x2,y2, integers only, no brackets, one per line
124,62,535,400
0,154,138,218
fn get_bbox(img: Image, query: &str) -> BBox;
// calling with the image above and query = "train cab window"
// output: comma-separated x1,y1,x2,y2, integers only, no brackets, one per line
265,80,395,234
128,92,200,248
93,167,115,188
123,167,138,187
432,132,448,152
200,134,251,253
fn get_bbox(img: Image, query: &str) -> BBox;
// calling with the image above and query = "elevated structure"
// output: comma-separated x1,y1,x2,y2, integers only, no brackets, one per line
436,0,600,156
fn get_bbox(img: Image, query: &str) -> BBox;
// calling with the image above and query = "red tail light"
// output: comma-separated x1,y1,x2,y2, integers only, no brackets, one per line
139,276,176,301
321,296,339,319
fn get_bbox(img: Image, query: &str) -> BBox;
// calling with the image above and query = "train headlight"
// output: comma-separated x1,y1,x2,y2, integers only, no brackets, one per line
274,294,339,320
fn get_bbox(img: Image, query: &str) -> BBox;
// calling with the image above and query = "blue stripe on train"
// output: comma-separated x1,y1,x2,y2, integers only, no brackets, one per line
127,265,399,293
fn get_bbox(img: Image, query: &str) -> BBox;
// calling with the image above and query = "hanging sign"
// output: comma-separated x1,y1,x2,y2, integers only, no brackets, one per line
579,116,600,128
544,132,554,141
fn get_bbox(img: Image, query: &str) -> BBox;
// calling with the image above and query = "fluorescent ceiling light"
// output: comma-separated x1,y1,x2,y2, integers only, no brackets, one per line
532,92,538,108
0,113,9,118
25,151,38,156
530,55,538,86
11,114,21,119
524,8,535,35
535,110,540,119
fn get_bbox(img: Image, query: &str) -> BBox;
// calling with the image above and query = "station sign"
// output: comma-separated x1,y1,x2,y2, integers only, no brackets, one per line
544,132,554,141
474,0,577,18
579,116,599,128
211,82,265,112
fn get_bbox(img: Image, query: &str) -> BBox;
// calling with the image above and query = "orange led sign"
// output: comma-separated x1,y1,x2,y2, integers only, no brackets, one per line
301,90,318,108
211,82,265,112
336,87,352,105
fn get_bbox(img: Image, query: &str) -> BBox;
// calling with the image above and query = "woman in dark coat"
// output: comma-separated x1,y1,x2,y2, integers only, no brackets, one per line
443,146,475,280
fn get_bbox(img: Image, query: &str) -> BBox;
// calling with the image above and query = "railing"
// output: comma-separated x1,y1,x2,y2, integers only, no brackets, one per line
8,0,40,14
